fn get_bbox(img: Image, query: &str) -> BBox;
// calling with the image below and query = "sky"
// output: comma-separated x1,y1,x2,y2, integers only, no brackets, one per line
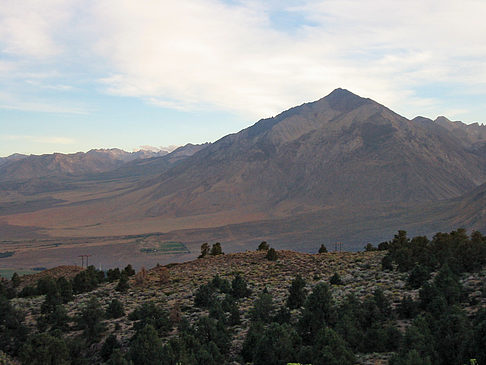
1,0,486,157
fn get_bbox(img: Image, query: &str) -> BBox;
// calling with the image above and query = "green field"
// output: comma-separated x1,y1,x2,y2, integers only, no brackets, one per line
140,241,190,255
0,251,15,258
0,268,37,279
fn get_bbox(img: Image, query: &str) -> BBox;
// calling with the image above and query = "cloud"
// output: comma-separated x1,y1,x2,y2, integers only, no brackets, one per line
88,0,486,119
0,0,486,122
1,135,75,145
0,0,74,59
0,91,89,114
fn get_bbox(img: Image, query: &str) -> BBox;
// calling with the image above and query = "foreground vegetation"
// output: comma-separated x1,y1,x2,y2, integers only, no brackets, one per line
1,229,486,364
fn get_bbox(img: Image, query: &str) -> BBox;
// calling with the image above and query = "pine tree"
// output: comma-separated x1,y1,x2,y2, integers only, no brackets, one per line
287,275,307,309
266,248,278,261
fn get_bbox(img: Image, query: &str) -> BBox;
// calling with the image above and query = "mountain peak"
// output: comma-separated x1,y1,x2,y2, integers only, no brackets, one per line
323,88,371,112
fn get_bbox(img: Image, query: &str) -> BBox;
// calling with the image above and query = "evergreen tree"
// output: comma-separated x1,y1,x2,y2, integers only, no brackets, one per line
318,244,328,253
107,268,121,282
195,316,230,355
199,243,210,258
252,323,301,365
381,254,393,271
122,264,135,277
312,327,355,365
38,304,70,332
129,324,163,365
106,299,125,319
78,296,106,342
0,295,28,355
101,334,121,362
115,272,130,293
20,333,70,365
11,272,20,288
250,290,275,323
407,264,430,289
364,243,377,251
56,277,73,303
241,322,265,363
210,242,223,256
129,301,172,337
228,300,240,326
266,248,278,261
286,275,307,309
194,283,216,308
257,241,269,251
329,272,343,285
390,349,432,365
299,283,335,344
231,274,251,298
72,266,100,294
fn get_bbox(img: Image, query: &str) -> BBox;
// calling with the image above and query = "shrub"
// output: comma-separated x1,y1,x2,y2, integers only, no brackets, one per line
318,244,328,253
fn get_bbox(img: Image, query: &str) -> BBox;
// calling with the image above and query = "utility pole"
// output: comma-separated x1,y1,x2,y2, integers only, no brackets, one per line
78,254,92,268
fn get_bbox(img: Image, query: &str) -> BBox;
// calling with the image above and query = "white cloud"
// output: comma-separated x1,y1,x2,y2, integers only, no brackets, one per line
1,0,486,121
0,0,74,59
87,0,486,120
1,135,75,145
0,90,89,114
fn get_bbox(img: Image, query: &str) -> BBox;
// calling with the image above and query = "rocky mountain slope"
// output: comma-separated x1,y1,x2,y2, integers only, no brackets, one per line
136,89,486,220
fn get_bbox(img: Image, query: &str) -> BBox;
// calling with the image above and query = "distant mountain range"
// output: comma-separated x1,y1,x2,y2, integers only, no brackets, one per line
0,148,169,181
1,89,485,256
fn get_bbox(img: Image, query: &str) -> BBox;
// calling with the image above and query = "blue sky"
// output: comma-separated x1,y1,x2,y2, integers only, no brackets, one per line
1,0,485,157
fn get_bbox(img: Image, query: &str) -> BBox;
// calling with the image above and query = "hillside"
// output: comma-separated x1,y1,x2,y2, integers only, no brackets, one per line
2,229,486,364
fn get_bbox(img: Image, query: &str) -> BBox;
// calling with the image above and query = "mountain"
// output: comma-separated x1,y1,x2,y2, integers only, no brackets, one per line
435,116,486,148
446,181,486,231
0,149,153,182
1,89,485,253
0,153,27,167
93,143,211,180
138,88,486,219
